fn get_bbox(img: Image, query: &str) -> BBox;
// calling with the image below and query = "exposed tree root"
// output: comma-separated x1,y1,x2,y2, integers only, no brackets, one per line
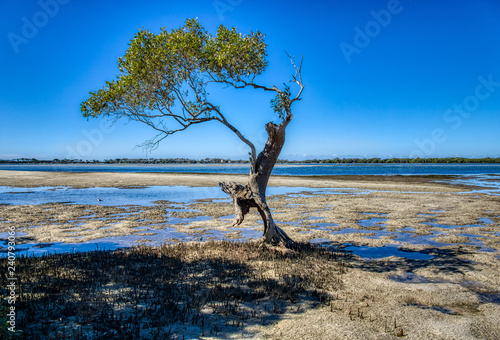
219,181,295,248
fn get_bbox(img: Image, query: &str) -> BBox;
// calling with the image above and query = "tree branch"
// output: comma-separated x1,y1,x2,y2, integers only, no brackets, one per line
285,52,304,103
206,73,279,93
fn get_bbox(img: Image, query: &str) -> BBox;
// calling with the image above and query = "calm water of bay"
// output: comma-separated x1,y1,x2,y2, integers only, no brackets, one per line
1,163,500,176
1,163,500,196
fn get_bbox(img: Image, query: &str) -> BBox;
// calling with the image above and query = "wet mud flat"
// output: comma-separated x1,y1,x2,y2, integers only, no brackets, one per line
0,171,499,338
0,241,346,339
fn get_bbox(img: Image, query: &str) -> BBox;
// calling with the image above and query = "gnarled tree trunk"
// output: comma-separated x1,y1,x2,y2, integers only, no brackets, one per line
80,19,304,247
220,115,294,247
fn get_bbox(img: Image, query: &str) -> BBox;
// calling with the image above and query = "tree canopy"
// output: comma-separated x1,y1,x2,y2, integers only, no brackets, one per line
81,19,304,246
81,19,302,160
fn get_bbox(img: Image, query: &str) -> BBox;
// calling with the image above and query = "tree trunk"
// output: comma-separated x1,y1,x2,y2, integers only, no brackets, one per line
219,116,294,247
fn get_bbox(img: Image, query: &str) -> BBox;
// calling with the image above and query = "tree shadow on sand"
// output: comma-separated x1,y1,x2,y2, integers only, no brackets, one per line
1,241,347,339
335,242,500,311
342,245,477,276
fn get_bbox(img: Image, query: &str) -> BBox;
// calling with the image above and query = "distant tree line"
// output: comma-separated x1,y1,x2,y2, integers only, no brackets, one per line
282,157,500,164
0,158,244,164
1,157,500,164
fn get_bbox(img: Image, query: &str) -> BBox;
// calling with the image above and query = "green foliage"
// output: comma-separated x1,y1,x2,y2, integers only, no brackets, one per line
271,84,292,119
204,25,267,79
81,19,268,120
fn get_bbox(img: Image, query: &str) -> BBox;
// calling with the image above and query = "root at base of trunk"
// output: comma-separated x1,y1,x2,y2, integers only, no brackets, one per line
219,181,295,247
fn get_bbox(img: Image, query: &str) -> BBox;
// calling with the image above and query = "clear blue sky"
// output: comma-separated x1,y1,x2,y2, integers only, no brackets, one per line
1,0,499,160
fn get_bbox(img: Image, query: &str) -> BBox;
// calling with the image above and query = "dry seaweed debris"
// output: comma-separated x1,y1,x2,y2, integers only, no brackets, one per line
1,241,347,339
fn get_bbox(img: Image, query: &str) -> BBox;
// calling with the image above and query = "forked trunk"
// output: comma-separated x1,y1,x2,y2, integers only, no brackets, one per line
220,117,294,247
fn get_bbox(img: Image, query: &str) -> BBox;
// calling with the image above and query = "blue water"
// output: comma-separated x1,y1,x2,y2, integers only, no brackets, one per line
0,186,354,206
2,163,500,176
344,244,434,260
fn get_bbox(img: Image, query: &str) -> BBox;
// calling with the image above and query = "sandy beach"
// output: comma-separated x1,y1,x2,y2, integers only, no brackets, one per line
1,170,499,339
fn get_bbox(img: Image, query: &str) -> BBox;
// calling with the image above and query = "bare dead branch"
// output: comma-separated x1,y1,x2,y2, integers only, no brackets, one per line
285,51,304,103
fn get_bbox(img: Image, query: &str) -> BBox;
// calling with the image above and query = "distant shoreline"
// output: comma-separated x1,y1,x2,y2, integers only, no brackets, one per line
2,157,500,165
